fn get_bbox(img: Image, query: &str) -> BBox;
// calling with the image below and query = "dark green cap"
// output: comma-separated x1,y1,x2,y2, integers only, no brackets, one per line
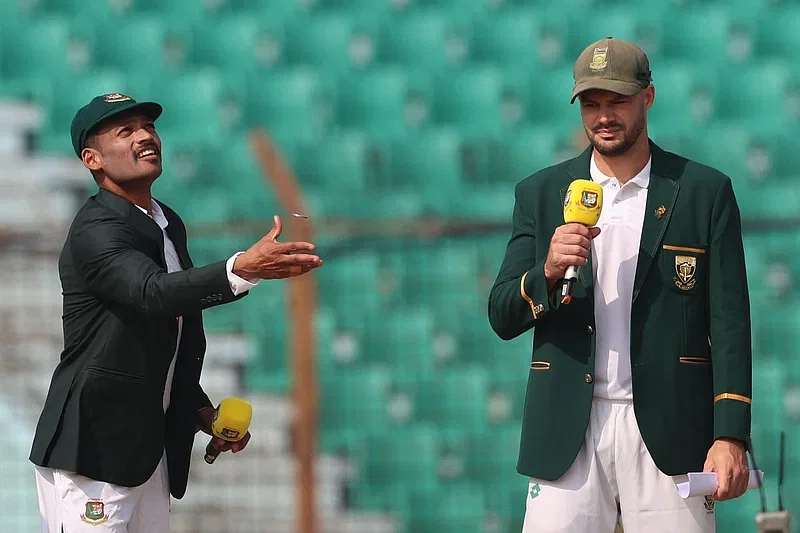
70,93,162,158
571,37,652,104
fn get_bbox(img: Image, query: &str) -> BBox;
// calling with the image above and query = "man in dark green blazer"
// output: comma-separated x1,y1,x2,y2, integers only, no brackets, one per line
489,38,752,533
29,94,322,532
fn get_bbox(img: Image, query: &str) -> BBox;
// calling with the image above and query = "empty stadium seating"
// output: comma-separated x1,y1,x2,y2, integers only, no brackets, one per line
3,0,800,531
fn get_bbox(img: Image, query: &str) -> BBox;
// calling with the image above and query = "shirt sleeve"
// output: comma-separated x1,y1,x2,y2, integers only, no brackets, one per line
226,252,260,296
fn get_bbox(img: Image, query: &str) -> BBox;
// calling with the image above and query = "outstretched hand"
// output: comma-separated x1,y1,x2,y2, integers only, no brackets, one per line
233,215,322,280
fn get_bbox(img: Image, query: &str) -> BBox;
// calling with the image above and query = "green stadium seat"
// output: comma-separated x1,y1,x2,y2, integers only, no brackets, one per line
388,127,463,192
402,244,481,312
465,425,521,485
432,186,515,222
414,0,488,14
2,16,93,78
409,482,486,533
431,67,504,136
302,189,425,218
170,186,238,224
741,180,800,222
660,6,731,62
361,424,441,488
34,0,120,21
316,251,383,332
136,69,226,138
362,307,437,380
648,61,710,133
524,65,576,128
484,476,528,533
335,68,414,139
320,0,394,18
568,9,641,60
292,132,369,191
284,13,376,73
755,7,800,59
320,366,393,440
246,68,333,141
348,482,412,530
377,9,468,69
677,125,751,187
188,132,282,218
417,366,490,438
220,0,303,16
470,8,541,68
713,61,791,130
125,0,207,22
41,70,129,135
487,126,558,185
93,16,192,76
191,15,286,73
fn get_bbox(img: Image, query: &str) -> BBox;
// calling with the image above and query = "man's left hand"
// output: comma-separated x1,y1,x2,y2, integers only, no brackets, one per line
703,437,749,501
196,407,251,454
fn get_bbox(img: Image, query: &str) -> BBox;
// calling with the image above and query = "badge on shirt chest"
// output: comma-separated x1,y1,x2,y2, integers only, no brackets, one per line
674,255,697,291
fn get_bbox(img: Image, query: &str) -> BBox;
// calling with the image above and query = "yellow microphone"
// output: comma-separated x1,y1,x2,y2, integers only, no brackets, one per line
204,397,252,465
561,179,603,305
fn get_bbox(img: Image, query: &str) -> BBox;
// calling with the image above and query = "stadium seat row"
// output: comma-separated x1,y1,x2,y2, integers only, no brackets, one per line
11,61,798,158
3,1,798,68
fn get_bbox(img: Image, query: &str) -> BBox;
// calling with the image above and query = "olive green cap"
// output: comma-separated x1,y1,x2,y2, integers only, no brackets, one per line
570,37,652,103
70,93,162,158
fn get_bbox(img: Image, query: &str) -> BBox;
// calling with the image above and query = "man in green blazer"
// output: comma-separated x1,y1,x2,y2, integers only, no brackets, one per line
29,94,322,532
488,38,752,532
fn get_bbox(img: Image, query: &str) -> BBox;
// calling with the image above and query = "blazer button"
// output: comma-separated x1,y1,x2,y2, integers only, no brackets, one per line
587,325,594,334
585,373,593,384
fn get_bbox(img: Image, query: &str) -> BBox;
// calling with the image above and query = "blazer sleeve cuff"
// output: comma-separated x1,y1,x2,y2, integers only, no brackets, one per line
713,393,751,442
521,260,556,320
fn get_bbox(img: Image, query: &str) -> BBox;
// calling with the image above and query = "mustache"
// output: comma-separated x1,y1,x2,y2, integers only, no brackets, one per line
134,142,160,158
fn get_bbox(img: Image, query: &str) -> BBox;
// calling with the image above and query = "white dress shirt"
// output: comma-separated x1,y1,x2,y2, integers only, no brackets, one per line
589,153,651,400
136,199,258,412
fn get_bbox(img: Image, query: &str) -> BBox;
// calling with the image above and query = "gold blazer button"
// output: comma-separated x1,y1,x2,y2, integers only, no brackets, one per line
585,373,593,383
587,325,594,334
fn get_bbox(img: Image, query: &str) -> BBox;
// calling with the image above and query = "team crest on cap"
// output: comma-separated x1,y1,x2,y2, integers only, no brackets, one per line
589,47,608,71
103,93,131,103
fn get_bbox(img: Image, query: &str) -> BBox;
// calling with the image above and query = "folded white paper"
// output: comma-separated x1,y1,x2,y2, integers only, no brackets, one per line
676,470,764,499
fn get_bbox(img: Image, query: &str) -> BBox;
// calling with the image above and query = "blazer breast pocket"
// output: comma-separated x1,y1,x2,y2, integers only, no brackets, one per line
661,244,708,295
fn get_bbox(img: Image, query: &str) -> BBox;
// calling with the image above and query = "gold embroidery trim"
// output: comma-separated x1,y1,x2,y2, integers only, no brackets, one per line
714,393,751,405
520,271,539,319
679,357,711,365
531,361,551,370
663,245,706,254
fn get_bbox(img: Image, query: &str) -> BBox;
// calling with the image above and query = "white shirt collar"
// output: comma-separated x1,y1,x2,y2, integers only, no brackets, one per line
590,151,652,189
135,199,169,230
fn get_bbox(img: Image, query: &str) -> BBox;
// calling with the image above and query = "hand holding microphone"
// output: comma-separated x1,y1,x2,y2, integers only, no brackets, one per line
544,179,603,305
201,397,253,464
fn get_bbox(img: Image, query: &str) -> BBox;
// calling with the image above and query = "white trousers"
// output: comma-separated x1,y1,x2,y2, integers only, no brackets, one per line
521,397,716,533
34,453,171,533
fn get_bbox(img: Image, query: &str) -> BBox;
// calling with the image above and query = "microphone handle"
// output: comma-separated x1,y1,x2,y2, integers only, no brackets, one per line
204,439,221,464
561,265,580,305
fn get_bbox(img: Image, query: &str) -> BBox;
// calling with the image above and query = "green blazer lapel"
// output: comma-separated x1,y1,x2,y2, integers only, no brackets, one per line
564,145,595,292
632,143,680,303
96,188,166,263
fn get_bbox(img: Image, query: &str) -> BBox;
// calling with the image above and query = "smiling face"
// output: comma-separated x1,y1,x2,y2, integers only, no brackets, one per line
578,85,654,157
81,109,162,187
